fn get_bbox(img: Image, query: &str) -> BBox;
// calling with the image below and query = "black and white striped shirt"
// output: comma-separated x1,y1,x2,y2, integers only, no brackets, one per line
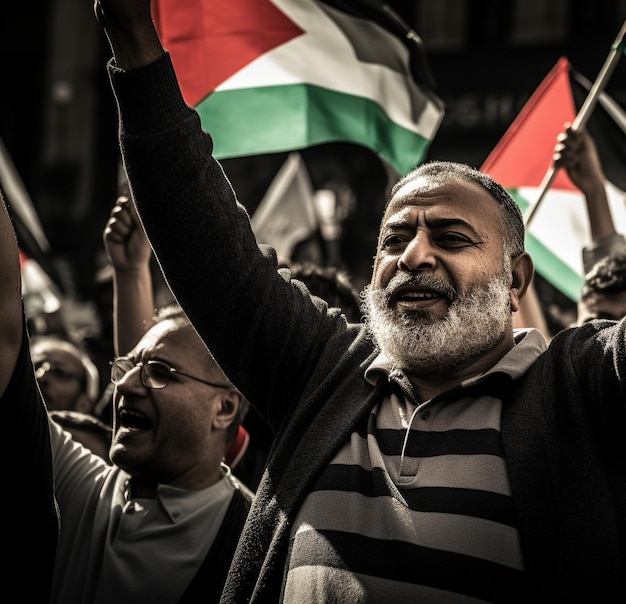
284,354,530,603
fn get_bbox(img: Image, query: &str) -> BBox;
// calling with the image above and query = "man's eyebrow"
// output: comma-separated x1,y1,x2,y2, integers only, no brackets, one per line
384,215,478,233
427,216,476,230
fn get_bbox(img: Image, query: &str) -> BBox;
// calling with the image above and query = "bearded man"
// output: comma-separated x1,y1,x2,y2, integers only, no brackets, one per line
94,1,626,601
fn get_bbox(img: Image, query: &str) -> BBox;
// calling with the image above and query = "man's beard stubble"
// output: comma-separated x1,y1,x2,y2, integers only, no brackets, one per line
363,273,512,375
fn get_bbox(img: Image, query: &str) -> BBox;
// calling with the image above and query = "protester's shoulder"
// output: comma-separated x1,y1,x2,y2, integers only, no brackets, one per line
548,318,624,351
49,416,116,480
334,320,371,346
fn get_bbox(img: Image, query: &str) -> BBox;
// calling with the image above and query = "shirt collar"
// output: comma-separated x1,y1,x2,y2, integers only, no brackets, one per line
364,327,548,388
156,478,234,522
124,464,235,522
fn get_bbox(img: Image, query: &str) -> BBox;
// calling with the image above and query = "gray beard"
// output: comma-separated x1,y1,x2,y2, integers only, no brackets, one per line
363,274,511,375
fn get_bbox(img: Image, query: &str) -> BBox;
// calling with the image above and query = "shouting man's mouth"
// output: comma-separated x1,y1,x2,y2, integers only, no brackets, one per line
118,408,153,431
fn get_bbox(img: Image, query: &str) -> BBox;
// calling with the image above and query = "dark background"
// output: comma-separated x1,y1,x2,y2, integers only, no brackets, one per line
1,1,625,328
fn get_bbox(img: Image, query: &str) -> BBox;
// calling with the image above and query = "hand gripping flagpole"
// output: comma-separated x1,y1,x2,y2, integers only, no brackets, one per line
524,19,626,228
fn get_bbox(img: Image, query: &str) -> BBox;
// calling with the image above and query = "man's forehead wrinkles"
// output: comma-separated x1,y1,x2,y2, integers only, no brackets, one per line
386,184,464,218
394,174,441,196
389,188,439,209
384,202,472,228
385,204,416,224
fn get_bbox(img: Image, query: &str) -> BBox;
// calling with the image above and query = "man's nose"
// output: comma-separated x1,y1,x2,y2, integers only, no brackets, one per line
114,365,146,394
397,233,437,272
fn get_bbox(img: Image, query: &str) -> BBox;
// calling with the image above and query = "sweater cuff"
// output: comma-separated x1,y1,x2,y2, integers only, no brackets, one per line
107,52,192,136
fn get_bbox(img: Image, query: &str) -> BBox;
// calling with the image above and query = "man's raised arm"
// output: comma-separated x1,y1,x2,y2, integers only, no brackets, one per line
1,190,59,601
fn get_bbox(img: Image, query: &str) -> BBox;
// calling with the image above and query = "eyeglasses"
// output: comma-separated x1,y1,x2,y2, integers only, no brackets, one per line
110,355,233,390
34,360,84,383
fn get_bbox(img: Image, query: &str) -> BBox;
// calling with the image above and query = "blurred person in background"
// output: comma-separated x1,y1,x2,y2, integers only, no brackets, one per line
31,333,100,414
577,250,626,324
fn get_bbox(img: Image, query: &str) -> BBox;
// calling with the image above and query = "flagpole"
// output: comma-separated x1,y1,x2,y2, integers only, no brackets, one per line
523,19,626,228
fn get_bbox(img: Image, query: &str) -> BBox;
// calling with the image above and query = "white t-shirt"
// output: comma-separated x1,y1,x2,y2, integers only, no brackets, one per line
49,421,235,604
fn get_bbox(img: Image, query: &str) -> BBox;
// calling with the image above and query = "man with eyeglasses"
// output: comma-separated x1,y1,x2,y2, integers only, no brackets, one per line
47,299,253,604
31,334,100,414
44,186,253,602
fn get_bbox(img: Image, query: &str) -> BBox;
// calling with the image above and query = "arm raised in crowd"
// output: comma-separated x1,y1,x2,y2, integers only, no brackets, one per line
555,124,626,274
103,193,155,356
514,124,620,336
1,190,58,601
554,124,614,243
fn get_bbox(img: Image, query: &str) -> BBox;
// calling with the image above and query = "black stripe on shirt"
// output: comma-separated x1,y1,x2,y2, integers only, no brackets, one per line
375,427,505,457
312,465,517,525
288,529,529,602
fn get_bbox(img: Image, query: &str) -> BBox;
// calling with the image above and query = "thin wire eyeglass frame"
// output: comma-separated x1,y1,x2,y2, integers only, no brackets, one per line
110,356,233,390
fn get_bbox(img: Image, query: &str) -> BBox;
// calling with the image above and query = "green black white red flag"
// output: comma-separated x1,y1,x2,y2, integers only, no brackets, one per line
481,57,626,301
151,0,444,176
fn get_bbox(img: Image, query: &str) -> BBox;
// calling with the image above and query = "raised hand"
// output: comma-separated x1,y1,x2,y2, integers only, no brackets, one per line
553,124,606,199
104,193,157,355
104,194,152,273
554,123,617,257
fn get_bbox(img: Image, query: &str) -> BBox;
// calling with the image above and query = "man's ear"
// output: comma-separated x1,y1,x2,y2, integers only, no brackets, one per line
509,252,534,313
212,389,243,431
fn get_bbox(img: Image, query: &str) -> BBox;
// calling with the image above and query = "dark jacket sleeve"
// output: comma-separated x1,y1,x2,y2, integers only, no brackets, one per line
4,318,59,600
502,320,626,599
109,53,346,432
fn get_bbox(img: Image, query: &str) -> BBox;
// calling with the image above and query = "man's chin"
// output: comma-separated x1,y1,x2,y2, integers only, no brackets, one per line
394,308,441,325
109,442,141,470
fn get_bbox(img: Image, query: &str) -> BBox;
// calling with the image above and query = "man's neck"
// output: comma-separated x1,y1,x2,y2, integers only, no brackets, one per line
404,338,515,402
128,478,158,499
127,462,226,499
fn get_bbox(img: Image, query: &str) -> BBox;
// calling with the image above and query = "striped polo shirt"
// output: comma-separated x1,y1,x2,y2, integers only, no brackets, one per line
283,331,545,603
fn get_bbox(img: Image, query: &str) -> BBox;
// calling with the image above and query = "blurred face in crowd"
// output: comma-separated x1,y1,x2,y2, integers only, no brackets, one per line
32,339,92,413
110,319,241,491
366,174,529,377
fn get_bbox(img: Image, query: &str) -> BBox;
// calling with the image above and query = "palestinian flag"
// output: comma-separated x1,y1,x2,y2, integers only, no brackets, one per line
481,57,626,301
151,0,444,176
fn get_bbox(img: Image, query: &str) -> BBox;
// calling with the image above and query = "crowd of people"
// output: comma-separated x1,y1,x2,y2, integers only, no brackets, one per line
2,0,625,601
